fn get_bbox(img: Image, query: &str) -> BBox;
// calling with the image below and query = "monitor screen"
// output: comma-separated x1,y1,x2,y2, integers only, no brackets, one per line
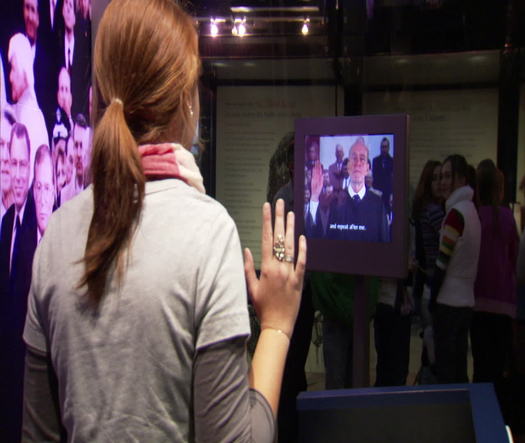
295,114,409,278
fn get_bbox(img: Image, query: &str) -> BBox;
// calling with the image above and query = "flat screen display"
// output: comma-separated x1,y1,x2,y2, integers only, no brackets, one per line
295,114,409,278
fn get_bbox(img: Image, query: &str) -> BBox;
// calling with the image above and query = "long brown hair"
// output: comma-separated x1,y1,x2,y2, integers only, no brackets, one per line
476,158,503,236
79,0,200,304
412,160,441,219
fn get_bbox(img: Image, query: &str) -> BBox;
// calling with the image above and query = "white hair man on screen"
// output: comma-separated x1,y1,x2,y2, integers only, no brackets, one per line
8,33,49,185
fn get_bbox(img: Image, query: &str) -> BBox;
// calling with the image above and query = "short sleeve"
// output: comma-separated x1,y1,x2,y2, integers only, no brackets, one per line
23,239,47,353
194,209,250,350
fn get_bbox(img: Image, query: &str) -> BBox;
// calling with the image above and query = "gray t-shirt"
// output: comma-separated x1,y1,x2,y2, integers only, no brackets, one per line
24,180,252,441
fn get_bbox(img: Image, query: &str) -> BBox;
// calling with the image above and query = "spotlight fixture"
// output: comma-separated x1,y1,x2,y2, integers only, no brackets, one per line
301,18,310,35
210,18,219,37
232,17,247,37
238,20,246,37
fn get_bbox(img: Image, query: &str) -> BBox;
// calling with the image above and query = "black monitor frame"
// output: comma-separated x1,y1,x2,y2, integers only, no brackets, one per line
295,114,409,278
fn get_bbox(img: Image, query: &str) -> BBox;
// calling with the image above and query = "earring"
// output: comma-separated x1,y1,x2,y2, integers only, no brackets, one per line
189,104,194,117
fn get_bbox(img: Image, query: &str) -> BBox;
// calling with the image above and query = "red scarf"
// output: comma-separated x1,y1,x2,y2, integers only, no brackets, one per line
138,143,205,194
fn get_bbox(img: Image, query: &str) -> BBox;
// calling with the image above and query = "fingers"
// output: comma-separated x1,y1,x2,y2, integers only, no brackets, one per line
244,248,258,297
273,198,285,245
284,211,295,261
315,161,322,178
294,235,307,282
260,202,273,264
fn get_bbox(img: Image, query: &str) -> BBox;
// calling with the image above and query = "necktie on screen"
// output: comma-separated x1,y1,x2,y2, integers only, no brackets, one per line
353,194,361,203
10,216,22,275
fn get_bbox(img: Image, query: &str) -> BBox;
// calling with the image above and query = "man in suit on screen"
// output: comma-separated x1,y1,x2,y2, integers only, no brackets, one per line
372,136,393,213
0,122,38,442
328,144,345,191
307,137,389,242
0,122,38,302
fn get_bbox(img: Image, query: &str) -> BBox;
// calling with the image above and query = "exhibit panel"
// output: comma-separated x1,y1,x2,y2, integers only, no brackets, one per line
364,88,498,189
216,84,342,266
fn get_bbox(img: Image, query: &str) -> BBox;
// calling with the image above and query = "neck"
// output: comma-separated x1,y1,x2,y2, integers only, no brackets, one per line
76,174,83,188
66,28,74,41
351,183,363,193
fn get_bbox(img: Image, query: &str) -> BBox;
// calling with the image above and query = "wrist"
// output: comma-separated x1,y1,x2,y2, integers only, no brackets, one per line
260,324,292,341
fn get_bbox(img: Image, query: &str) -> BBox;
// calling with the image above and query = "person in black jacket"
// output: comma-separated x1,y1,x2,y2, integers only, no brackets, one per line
372,136,393,213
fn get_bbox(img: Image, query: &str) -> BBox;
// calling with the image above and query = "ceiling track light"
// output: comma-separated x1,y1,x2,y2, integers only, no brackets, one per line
301,17,310,35
232,17,247,37
199,15,321,38
210,18,219,38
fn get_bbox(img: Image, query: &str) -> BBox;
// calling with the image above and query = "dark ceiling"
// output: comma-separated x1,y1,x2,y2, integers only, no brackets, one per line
191,0,524,59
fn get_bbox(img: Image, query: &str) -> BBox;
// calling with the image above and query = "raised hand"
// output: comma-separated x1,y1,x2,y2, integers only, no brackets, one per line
244,199,307,339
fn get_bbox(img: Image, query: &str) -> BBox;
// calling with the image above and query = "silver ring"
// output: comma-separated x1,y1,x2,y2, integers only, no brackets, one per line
284,255,294,263
273,234,285,261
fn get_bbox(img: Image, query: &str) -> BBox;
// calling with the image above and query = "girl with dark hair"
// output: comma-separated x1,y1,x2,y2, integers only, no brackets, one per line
21,0,306,441
412,160,444,295
471,160,519,390
412,160,444,382
431,154,481,383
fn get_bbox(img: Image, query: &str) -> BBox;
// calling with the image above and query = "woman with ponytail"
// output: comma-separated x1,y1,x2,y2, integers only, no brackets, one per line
22,0,306,441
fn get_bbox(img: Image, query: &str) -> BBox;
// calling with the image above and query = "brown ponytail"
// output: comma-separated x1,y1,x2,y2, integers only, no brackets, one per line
78,99,145,303
80,0,200,304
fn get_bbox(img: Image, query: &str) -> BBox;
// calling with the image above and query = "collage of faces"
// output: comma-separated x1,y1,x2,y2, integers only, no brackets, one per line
0,0,92,249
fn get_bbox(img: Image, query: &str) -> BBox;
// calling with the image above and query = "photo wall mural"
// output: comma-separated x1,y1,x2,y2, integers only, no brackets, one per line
0,0,92,439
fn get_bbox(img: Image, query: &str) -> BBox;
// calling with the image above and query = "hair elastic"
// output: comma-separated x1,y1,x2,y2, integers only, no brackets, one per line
112,97,123,106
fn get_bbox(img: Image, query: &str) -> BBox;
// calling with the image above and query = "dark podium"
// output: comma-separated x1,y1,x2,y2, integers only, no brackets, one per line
297,384,509,443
